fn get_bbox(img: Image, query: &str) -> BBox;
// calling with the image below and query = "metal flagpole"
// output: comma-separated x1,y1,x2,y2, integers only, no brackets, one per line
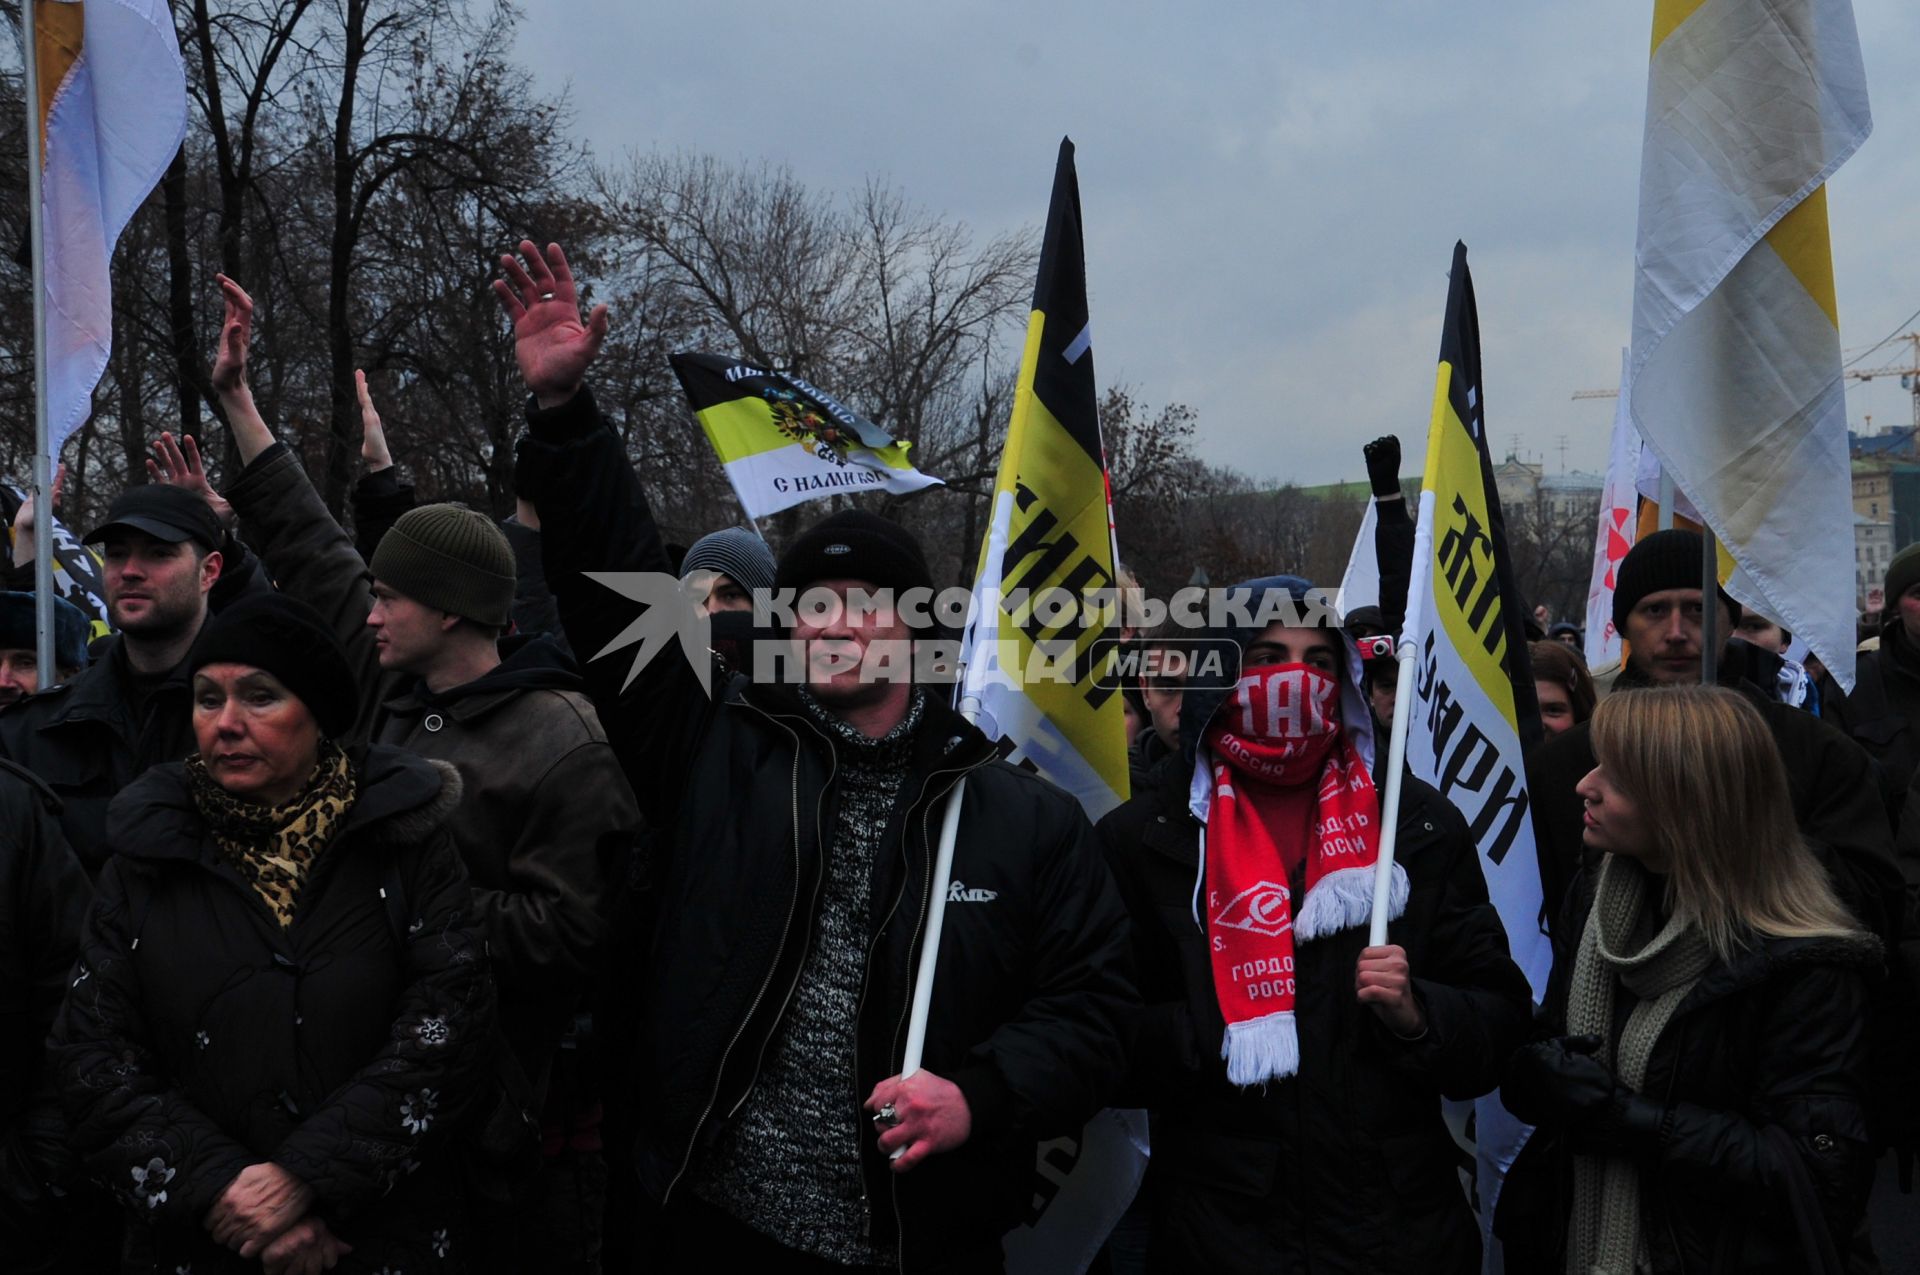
21,0,55,679
1700,526,1719,686
1656,469,1676,532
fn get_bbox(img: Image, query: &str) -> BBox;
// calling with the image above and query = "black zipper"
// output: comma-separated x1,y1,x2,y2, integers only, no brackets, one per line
660,701,822,1206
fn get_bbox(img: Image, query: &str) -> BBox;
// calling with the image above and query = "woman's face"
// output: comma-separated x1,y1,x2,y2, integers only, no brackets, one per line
1535,680,1576,737
193,663,322,805
1574,762,1664,869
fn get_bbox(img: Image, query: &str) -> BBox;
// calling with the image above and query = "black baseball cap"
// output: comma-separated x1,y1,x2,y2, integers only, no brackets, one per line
82,484,224,551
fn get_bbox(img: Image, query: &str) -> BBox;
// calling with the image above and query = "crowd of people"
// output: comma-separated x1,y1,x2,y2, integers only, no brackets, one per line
0,238,1913,1275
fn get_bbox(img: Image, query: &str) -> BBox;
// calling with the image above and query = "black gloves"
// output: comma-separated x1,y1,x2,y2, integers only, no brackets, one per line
1504,1034,1668,1153
1363,435,1402,500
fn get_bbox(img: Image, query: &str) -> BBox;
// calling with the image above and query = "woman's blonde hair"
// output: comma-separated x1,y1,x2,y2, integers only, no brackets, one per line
1589,685,1863,962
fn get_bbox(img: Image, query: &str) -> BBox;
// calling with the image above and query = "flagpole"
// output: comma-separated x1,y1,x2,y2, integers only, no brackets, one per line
21,0,54,678
1700,526,1719,685
1656,470,1676,532
1371,489,1436,944
894,675,975,1158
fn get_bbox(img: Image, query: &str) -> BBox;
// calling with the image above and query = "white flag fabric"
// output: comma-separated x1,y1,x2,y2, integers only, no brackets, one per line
1629,0,1870,689
1337,498,1380,619
1585,352,1642,670
36,0,188,455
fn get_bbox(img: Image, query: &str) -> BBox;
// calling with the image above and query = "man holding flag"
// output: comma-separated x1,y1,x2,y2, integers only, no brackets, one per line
501,239,1135,1272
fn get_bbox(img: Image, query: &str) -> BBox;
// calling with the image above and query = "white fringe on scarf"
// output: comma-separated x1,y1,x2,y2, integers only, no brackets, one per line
1294,862,1409,941
1223,1010,1300,1084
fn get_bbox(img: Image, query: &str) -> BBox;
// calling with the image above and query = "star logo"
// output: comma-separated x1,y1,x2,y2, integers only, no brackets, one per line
584,570,717,695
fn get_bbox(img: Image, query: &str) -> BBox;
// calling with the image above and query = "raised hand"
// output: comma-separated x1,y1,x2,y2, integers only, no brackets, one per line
491,239,609,408
11,462,65,568
356,369,392,473
147,432,235,529
210,274,256,396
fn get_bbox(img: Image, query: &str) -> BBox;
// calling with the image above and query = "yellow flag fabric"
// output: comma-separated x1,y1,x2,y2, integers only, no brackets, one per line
959,139,1129,820
1629,0,1871,688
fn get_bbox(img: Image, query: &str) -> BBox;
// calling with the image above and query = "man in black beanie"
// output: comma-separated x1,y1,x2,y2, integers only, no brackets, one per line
502,239,1133,1273
1607,527,1742,687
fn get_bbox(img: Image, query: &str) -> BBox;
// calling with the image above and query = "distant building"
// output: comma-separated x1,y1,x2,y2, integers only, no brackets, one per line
1857,515,1893,612
1854,459,1892,521
1539,470,1605,524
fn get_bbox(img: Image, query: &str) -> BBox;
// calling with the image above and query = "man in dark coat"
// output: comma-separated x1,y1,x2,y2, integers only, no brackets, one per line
1098,574,1532,1274
0,485,235,872
0,758,89,1272
1841,544,1920,818
499,239,1136,1273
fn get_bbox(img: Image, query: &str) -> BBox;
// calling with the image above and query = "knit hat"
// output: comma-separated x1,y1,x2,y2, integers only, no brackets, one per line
775,510,933,597
190,593,360,737
1886,543,1920,609
681,526,776,595
370,504,516,628
1611,529,1741,631
0,592,90,669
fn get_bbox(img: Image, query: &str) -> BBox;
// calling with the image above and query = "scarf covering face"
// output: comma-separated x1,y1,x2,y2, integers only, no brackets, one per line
186,740,358,928
1202,663,1407,1085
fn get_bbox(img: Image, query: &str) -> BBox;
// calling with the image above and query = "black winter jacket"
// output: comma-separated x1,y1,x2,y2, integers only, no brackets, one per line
0,760,87,1266
1497,896,1881,1274
1098,758,1531,1274
50,747,497,1273
514,384,1137,1271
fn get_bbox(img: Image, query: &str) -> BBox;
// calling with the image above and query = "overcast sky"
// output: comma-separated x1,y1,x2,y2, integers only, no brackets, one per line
514,1,1920,488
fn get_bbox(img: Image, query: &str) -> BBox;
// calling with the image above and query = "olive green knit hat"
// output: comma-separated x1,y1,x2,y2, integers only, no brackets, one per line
370,504,516,627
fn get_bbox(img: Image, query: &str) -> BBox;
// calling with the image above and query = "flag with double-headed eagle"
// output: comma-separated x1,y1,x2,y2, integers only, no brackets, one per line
1629,0,1870,688
32,0,188,456
669,353,941,521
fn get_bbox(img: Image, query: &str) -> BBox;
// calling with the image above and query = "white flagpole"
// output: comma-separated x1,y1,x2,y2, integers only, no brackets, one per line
1370,488,1436,944
21,0,54,676
900,679,977,1081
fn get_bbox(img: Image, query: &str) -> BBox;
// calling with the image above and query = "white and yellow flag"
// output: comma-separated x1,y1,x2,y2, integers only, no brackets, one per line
1630,0,1870,688
33,0,188,454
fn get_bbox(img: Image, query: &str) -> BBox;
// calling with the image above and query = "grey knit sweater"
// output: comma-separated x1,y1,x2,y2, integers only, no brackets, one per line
691,689,927,1263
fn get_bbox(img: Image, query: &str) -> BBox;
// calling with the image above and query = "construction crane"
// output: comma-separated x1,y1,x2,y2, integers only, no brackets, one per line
1570,332,1920,428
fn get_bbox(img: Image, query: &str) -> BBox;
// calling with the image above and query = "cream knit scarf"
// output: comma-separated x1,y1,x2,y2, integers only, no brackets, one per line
1564,854,1714,1275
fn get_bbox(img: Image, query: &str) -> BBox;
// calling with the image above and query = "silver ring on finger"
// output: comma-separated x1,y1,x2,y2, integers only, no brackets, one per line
873,1102,899,1127
539,291,556,301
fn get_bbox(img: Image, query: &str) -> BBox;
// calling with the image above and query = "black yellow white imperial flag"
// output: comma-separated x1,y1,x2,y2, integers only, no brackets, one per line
670,353,941,521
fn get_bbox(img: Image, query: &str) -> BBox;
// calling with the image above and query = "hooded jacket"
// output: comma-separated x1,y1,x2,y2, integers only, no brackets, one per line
224,444,639,1082
1497,880,1881,1275
512,384,1137,1271
50,747,495,1273
1098,575,1532,1274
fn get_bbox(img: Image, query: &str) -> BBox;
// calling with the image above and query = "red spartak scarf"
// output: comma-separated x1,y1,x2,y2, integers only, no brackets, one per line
1202,663,1405,1084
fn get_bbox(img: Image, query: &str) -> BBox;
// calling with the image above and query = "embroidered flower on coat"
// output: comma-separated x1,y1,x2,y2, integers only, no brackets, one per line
415,1016,449,1047
130,1156,174,1209
399,1088,438,1135
194,1030,210,1050
432,1227,450,1257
